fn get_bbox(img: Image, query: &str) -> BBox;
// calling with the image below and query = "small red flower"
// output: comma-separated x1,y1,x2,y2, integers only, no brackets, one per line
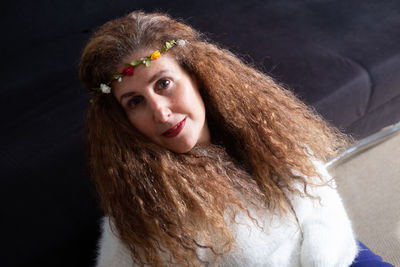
121,66,134,76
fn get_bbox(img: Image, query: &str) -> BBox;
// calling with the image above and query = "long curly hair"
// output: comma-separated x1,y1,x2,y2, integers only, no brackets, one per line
79,10,350,266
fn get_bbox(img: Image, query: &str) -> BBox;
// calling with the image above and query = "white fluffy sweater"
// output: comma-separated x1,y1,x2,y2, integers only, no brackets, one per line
95,161,358,266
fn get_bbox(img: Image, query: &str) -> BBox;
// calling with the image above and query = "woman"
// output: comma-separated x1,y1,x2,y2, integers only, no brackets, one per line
80,11,364,266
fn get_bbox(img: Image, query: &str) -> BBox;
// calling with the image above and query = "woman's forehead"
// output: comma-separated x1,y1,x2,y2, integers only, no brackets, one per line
112,55,183,97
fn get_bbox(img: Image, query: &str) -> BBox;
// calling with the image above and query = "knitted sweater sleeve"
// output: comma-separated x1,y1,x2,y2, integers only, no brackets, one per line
287,160,358,267
95,216,134,267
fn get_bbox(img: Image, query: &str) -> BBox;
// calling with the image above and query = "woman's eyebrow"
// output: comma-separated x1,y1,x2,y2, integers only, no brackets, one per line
119,70,170,103
120,92,135,103
148,70,169,84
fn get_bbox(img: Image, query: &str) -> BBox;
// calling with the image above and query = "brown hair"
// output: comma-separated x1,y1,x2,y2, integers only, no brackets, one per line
80,11,350,266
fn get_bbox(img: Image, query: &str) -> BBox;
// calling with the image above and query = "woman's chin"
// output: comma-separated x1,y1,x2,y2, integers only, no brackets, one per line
167,139,197,154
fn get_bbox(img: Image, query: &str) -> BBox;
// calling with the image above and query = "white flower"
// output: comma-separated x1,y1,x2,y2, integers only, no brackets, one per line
118,77,122,82
100,83,111,94
177,39,186,47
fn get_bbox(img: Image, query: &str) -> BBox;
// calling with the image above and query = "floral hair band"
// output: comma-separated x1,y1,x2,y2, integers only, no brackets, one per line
92,39,186,94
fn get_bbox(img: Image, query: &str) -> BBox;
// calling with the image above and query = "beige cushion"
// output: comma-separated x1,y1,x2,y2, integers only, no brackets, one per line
330,131,400,265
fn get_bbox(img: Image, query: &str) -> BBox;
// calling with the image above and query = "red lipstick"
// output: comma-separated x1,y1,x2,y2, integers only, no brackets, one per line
162,118,186,138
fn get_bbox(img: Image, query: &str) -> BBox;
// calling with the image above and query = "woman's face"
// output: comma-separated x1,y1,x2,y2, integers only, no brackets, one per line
113,53,210,153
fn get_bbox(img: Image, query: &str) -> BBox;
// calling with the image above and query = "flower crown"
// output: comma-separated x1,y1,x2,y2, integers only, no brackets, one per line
92,39,186,94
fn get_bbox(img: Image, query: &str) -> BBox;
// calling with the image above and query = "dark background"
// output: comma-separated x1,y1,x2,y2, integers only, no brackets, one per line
2,1,400,266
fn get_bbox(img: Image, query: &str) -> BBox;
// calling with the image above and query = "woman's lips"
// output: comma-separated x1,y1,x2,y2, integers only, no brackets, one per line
162,118,186,138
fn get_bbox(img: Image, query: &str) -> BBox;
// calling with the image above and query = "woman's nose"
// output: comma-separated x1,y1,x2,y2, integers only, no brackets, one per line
149,96,171,123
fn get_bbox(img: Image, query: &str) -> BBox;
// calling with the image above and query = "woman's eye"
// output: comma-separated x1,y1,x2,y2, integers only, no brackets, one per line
127,96,143,108
157,79,171,90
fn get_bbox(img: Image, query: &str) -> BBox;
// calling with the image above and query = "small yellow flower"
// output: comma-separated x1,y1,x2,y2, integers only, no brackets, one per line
150,50,161,60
